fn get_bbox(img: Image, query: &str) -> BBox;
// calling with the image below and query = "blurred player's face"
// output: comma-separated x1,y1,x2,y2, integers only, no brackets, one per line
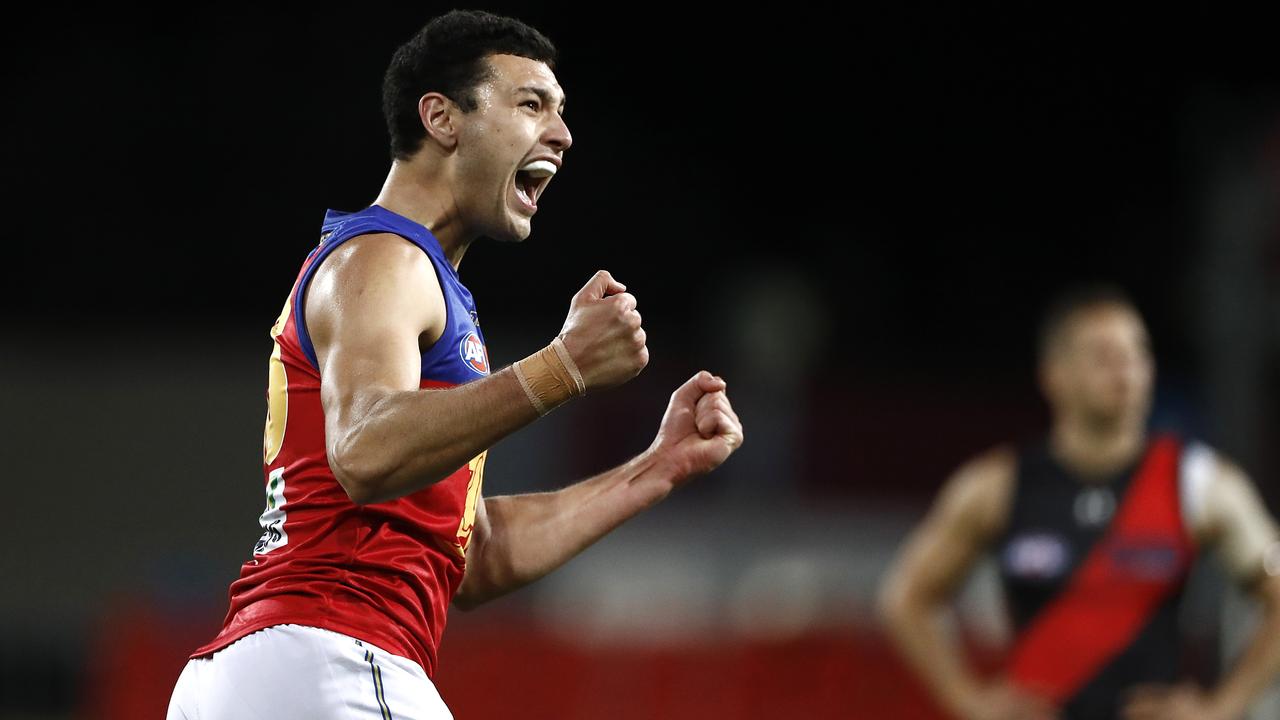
1043,305,1154,428
452,53,571,243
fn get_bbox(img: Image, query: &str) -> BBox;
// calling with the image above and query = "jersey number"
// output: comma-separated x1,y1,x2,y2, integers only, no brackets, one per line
256,296,292,556
453,451,488,557
254,467,289,554
263,295,291,463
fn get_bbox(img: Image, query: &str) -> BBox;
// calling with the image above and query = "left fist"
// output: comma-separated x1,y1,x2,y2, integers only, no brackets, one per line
649,370,744,482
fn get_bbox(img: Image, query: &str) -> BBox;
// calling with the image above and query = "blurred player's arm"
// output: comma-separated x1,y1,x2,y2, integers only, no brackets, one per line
308,234,645,505
878,448,1056,720
452,371,743,610
1126,456,1280,720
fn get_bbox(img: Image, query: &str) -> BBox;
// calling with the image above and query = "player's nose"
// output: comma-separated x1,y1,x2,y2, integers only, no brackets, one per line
545,112,572,153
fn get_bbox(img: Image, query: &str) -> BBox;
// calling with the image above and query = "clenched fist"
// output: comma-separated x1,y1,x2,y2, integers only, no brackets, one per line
557,270,648,391
648,371,744,485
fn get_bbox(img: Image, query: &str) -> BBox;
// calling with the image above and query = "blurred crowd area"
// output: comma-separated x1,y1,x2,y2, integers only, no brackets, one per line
4,219,1279,718
5,121,1280,717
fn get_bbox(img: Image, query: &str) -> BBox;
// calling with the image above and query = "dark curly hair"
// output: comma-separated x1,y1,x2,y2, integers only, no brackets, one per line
382,10,558,161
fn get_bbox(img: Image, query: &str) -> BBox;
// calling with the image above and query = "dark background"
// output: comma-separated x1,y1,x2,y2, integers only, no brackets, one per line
6,8,1275,371
2,6,1278,719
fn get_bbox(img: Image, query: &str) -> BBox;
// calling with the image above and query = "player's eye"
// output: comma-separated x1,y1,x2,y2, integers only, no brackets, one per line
522,99,540,111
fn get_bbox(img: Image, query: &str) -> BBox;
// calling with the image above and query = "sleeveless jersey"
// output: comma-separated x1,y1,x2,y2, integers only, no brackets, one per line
996,433,1197,719
190,204,491,677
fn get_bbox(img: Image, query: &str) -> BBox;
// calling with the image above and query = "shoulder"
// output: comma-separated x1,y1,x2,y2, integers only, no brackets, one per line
1176,440,1242,535
305,232,446,341
1179,440,1267,535
314,232,438,286
948,444,1019,500
308,232,443,308
1189,442,1264,526
1182,444,1280,583
936,444,1019,539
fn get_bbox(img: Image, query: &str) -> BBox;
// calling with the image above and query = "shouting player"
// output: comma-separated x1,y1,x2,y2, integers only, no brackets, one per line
878,286,1280,720
167,10,743,720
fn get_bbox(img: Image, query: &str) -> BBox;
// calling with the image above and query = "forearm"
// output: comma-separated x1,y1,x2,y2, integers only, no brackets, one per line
1206,576,1280,720
331,366,540,504
454,447,676,608
881,594,985,719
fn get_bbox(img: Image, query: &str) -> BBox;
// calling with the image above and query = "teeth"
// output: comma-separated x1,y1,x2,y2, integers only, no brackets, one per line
519,159,557,178
515,184,532,206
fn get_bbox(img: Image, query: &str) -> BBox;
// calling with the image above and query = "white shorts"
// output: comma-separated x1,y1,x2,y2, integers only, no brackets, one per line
167,623,453,720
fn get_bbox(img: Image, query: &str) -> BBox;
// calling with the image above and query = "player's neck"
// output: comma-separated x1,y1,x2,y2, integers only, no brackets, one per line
1049,418,1145,481
373,160,472,271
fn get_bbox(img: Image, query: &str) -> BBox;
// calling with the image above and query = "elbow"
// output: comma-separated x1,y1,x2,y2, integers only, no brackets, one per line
451,591,485,612
328,439,389,506
452,575,498,611
876,581,902,629
332,467,378,506
451,554,497,612
876,573,920,635
328,434,454,505
1259,572,1280,612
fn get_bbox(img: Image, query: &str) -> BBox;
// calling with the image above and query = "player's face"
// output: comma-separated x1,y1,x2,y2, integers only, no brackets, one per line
452,53,571,243
1049,305,1154,426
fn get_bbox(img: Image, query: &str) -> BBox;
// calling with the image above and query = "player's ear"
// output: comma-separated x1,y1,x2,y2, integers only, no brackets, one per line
418,92,459,151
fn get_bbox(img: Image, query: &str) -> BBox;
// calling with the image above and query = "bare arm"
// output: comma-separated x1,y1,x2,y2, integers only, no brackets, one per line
1189,458,1280,720
453,371,743,609
307,233,645,505
1125,455,1280,720
878,447,1052,720
1204,570,1280,720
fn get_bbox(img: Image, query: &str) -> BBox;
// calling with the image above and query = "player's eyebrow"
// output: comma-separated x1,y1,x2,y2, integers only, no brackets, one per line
515,85,566,114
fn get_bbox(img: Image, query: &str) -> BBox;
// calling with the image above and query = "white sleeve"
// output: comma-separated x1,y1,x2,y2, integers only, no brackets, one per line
1182,442,1280,583
1178,440,1216,534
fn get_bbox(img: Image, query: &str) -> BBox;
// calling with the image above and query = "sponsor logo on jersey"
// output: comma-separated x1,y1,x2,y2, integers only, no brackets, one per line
460,331,489,375
1105,538,1184,581
1003,532,1071,580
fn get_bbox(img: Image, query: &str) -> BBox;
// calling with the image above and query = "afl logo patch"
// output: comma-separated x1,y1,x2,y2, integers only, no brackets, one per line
460,331,490,375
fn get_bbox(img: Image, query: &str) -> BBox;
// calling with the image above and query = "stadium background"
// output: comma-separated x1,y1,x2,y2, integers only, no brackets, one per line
2,6,1278,719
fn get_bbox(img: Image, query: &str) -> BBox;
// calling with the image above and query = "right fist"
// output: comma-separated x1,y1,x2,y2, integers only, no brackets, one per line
557,270,649,391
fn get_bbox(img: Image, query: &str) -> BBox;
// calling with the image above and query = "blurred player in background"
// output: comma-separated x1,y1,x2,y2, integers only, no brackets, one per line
879,286,1280,720
166,10,743,720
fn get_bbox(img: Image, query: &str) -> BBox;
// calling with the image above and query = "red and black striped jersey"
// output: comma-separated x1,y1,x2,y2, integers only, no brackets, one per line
997,433,1197,719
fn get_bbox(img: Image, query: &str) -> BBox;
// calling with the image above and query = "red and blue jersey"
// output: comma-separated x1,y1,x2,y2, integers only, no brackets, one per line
191,204,490,677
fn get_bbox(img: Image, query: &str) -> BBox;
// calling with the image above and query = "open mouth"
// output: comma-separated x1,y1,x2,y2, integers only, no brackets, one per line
514,159,557,211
